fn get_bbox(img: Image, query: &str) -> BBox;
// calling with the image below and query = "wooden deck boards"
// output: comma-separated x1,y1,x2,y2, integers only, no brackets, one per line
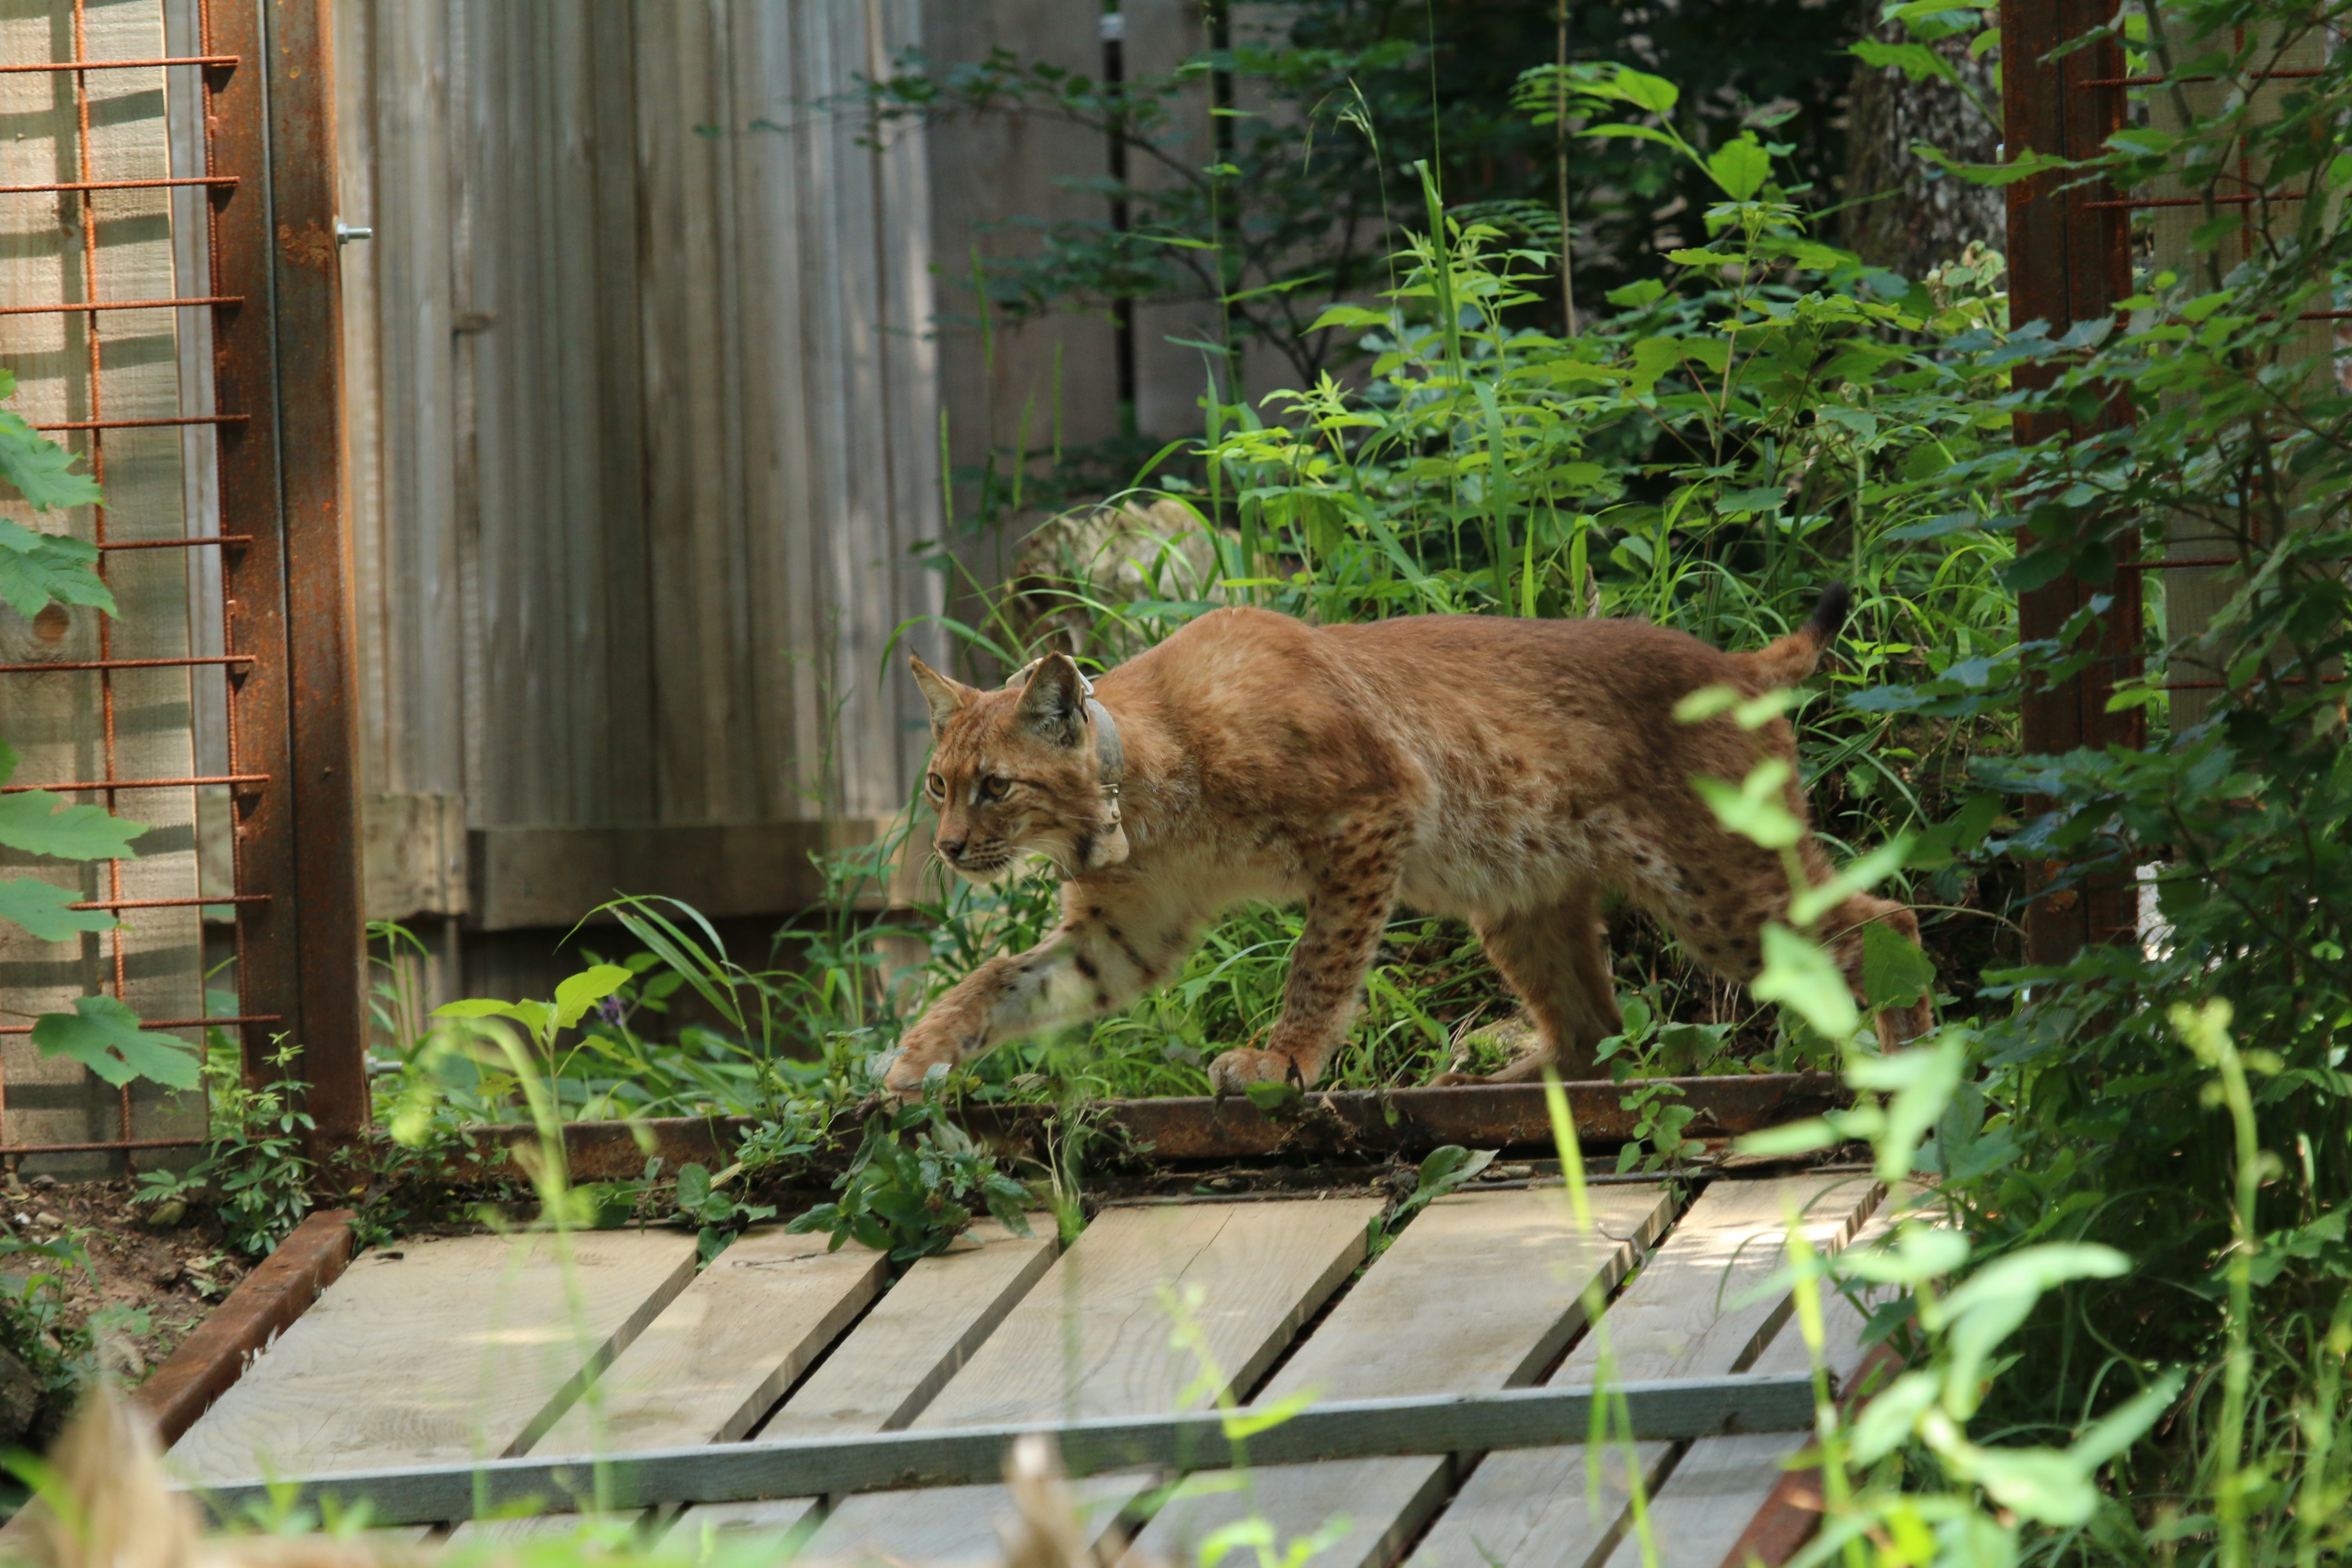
1124,1185,1678,1568
1598,1210,1898,1568
664,1219,1060,1541
1406,1175,1880,1568
799,1197,1381,1568
170,1173,1893,1566
167,1230,698,1484
442,1225,891,1542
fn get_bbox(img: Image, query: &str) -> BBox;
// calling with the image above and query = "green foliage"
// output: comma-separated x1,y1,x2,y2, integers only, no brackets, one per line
0,520,112,621
851,0,1864,417
0,742,145,863
671,1161,778,1264
787,1098,1033,1264
0,876,115,943
30,996,198,1090
1367,1143,1496,1256
138,1037,317,1256
0,370,102,514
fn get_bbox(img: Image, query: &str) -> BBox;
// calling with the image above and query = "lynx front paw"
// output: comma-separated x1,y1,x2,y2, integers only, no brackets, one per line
1208,1046,1303,1096
887,1012,980,1099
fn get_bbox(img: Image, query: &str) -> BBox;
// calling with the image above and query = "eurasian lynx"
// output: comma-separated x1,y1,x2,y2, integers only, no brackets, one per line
893,588,1928,1097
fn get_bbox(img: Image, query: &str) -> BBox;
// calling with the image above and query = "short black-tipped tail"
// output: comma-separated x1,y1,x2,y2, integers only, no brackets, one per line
1733,582,1851,689
1808,581,1852,646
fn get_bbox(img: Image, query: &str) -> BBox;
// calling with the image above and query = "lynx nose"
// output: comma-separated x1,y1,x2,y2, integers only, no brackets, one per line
937,836,968,861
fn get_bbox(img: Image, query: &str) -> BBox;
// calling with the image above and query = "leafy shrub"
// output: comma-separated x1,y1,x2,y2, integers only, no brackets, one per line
788,1098,1034,1264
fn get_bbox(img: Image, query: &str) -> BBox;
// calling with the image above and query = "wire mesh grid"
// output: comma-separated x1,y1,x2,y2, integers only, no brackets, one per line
0,0,276,1162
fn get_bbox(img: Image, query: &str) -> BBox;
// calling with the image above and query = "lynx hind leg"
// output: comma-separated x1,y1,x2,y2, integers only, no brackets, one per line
1441,892,1620,1084
1822,892,1934,1046
1657,852,1935,1047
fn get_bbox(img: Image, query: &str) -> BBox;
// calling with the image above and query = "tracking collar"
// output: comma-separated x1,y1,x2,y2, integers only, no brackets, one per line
1005,658,1129,868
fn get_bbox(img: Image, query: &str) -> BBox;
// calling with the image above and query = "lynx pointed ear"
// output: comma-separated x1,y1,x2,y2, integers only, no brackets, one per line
908,655,976,731
1015,652,1087,749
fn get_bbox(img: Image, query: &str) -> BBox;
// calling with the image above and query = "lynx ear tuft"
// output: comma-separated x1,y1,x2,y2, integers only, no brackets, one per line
909,655,976,731
1014,653,1087,749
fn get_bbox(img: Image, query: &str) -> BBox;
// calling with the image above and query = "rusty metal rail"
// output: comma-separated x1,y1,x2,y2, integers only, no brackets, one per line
440,1075,1849,1183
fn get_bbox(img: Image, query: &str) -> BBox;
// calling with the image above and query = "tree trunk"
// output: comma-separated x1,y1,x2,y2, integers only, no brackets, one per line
1841,4,2003,279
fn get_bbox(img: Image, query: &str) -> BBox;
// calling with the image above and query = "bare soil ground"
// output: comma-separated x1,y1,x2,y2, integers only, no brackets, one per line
10,1176,240,1383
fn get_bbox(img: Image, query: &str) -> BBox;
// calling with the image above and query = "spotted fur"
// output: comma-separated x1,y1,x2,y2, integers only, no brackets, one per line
896,590,1928,1097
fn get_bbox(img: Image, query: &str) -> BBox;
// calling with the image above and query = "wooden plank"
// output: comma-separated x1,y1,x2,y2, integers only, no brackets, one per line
188,1372,1823,1528
441,1225,888,1544
1407,1175,1882,1568
1597,1286,1878,1568
540,1226,888,1454
1127,1185,1677,1568
166,1229,698,1483
1617,1204,1911,1568
799,1198,1380,1567
667,1219,1060,1541
468,819,922,929
134,1210,356,1444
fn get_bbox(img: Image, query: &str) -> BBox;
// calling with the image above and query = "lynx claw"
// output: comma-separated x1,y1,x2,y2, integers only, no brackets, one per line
1208,1047,1300,1096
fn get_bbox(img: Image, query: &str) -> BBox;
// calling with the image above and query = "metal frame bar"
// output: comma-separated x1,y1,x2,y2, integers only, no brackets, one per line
208,0,368,1147
182,1372,1821,1526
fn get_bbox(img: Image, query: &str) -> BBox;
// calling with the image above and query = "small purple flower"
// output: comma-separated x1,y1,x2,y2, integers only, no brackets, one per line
597,993,626,1026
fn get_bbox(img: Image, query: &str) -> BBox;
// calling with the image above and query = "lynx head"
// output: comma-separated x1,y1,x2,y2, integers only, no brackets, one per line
908,652,1126,882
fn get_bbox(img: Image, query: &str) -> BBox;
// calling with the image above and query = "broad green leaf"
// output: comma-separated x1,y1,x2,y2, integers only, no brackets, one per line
1731,1117,1841,1158
1672,684,1741,724
1222,1388,1315,1441
1705,135,1771,201
2068,1371,2184,1471
1938,1243,2129,1415
0,766,145,863
1970,1446,2099,1526
1913,142,2070,188
1839,1221,1970,1289
0,519,116,620
1850,39,1961,88
1850,1032,1963,1182
31,995,199,1089
1308,304,1390,332
1243,1080,1302,1114
1753,922,1859,1039
1584,64,1678,113
433,996,553,1043
1580,122,1687,154
1847,1368,1942,1465
553,964,634,1031
0,876,116,941
0,413,102,513
1860,920,1937,1010
1789,837,1914,926
1692,758,1802,850
1605,279,1666,309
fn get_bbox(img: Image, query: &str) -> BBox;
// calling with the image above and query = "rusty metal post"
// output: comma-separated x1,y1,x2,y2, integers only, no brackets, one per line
208,0,368,1149
1999,0,2144,966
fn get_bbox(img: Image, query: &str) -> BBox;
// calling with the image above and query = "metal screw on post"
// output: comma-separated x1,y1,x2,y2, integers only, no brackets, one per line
335,220,372,245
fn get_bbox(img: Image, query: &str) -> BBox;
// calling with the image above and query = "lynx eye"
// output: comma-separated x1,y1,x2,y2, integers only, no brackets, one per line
925,772,946,799
979,775,1011,802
